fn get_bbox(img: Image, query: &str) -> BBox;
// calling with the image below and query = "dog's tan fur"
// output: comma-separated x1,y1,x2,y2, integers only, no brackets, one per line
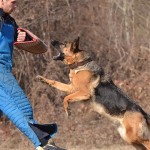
37,38,150,149
37,39,101,115
93,102,150,149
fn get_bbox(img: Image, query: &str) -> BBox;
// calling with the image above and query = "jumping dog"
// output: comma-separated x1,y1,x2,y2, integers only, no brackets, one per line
37,37,150,149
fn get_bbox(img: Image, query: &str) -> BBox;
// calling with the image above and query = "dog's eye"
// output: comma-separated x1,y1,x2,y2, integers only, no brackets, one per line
63,43,67,47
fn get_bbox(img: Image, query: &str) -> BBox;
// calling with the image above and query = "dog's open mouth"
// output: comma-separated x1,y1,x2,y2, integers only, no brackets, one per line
51,40,65,61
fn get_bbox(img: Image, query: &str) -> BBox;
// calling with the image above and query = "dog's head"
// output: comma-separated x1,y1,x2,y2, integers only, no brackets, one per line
51,37,80,64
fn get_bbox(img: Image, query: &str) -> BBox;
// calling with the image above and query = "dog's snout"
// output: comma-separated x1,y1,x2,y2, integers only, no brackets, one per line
51,40,60,47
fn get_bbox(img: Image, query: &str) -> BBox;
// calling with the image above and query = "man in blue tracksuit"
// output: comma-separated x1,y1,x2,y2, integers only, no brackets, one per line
0,1,66,150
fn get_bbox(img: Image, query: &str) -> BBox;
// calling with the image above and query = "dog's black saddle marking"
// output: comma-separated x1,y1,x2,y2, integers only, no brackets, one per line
95,81,147,117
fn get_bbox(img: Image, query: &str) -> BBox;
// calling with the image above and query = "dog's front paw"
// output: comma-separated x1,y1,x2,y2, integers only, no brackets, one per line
36,75,55,86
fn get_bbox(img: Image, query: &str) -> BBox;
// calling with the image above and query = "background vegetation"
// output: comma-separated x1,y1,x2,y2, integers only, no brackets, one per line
0,0,150,149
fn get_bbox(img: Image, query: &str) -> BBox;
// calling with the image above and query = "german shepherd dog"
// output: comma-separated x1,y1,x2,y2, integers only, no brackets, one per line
37,37,150,149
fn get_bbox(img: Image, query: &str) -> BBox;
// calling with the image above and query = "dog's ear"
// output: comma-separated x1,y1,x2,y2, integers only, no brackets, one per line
72,37,80,52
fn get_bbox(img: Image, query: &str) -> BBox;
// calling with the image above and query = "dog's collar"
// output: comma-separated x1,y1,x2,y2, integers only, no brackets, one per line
68,58,92,69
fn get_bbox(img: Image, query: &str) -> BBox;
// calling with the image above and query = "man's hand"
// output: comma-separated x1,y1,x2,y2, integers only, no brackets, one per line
0,0,3,9
17,30,26,42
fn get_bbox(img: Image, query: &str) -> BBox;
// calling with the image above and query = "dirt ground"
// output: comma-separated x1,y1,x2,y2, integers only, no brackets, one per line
0,97,150,150
0,75,150,150
0,1,150,149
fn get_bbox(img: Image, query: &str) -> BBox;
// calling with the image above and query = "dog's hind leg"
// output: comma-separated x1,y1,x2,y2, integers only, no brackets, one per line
117,124,145,150
122,111,150,149
63,90,91,116
132,143,146,150
142,141,150,150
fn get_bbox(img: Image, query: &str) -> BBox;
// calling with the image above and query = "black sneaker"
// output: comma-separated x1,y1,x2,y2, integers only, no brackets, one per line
43,144,66,150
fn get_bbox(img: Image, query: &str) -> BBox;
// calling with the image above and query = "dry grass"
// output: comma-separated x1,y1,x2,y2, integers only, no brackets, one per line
0,0,150,149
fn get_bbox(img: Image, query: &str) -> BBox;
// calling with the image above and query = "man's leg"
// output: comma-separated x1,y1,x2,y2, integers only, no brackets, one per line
0,88,41,148
1,70,57,146
2,70,35,122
